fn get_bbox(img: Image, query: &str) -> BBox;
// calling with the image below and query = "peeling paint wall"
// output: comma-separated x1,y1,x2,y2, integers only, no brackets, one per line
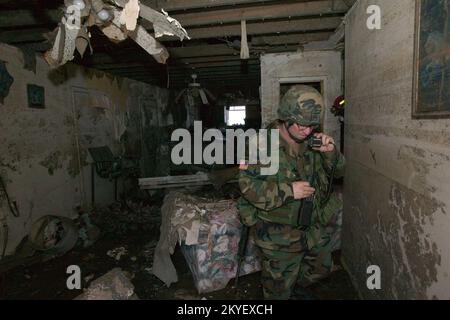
260,51,343,143
343,0,450,299
0,43,170,257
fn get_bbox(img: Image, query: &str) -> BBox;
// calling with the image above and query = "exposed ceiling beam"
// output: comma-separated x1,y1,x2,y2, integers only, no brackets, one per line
170,78,260,86
174,16,342,40
172,77,260,84
251,31,332,46
171,0,349,27
0,28,49,43
171,55,257,64
0,1,344,29
169,75,260,82
143,0,279,11
0,9,60,28
170,64,260,72
170,59,259,69
169,69,260,78
170,66,260,73
169,44,239,58
170,81,259,88
168,43,302,59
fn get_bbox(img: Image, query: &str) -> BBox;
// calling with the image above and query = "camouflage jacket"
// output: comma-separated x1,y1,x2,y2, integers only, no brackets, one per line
238,124,345,251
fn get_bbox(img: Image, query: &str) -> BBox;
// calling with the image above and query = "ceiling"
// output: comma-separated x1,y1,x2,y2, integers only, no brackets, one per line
0,0,356,88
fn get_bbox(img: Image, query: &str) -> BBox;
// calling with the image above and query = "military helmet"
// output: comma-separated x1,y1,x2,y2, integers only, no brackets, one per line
278,85,323,127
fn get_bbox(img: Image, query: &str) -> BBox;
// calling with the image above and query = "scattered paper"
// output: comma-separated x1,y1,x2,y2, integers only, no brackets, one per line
184,220,201,246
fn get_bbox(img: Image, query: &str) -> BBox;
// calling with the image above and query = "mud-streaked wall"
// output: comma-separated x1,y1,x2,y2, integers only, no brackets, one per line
343,0,450,299
0,43,170,257
260,51,343,144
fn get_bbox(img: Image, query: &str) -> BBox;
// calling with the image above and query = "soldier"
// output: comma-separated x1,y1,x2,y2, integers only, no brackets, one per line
237,85,345,300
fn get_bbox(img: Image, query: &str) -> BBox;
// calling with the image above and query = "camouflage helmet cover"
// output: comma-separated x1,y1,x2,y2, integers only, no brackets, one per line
278,85,324,126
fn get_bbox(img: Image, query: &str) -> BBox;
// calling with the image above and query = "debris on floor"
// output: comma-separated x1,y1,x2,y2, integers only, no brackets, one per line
107,246,128,261
75,268,138,300
174,289,203,300
77,211,101,248
153,191,261,293
2,194,358,300
90,200,160,236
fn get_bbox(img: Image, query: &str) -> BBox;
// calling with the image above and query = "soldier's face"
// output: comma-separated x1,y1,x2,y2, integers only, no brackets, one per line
288,123,313,140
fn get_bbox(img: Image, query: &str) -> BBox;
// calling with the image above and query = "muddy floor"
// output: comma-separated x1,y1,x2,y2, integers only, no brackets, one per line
1,196,359,300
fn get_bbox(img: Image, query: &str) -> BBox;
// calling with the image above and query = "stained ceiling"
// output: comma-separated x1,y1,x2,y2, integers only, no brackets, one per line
0,0,356,88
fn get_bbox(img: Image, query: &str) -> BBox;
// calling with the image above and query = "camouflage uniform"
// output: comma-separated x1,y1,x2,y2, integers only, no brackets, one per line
238,85,345,300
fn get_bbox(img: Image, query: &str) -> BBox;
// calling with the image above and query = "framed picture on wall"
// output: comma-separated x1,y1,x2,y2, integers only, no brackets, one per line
27,84,45,109
412,0,450,119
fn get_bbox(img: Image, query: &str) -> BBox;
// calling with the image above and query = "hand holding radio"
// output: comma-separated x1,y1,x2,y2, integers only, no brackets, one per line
310,133,335,153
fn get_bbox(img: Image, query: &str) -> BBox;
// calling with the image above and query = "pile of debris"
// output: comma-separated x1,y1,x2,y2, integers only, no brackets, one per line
153,191,261,294
90,200,160,237
76,268,139,300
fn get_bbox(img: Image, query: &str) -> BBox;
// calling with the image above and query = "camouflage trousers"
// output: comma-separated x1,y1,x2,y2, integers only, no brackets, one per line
257,209,342,300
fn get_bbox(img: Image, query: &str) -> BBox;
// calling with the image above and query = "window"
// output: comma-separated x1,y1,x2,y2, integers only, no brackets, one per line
225,106,246,126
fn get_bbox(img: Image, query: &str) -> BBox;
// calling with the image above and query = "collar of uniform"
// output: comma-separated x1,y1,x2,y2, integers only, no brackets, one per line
279,132,308,159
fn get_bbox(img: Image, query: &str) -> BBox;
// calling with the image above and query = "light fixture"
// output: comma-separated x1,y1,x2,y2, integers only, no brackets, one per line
175,74,216,106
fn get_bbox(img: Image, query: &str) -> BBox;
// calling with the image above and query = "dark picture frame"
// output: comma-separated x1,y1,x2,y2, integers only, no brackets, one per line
412,0,450,119
27,84,45,109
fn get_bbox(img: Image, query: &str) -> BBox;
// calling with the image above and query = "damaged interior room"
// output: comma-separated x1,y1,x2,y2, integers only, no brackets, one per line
0,0,449,301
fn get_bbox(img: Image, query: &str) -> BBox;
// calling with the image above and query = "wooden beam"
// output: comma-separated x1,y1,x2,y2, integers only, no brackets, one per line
169,80,260,87
251,31,333,46
0,1,345,28
171,0,349,27
171,16,342,39
0,9,60,28
93,62,157,69
143,0,278,11
170,63,260,72
302,20,345,50
169,44,239,58
170,72,260,80
171,59,259,69
0,28,48,43
168,42,302,59
171,55,256,64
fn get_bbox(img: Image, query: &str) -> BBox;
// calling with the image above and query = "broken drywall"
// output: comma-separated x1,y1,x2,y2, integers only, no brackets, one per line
44,0,188,68
0,43,171,258
343,0,450,299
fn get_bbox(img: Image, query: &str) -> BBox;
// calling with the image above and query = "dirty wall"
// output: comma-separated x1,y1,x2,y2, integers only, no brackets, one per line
343,0,450,299
0,43,171,257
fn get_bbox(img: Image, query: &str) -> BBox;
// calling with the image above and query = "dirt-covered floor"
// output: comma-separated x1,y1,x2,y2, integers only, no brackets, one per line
1,193,358,300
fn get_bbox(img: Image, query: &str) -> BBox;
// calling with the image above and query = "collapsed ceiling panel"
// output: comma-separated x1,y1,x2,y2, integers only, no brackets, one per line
43,0,189,68
0,0,357,87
